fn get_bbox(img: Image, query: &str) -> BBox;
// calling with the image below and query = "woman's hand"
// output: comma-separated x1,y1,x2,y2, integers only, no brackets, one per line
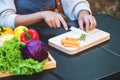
40,11,68,30
78,10,97,32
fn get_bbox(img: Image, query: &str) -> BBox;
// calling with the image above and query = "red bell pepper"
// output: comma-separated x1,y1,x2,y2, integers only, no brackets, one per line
21,29,39,44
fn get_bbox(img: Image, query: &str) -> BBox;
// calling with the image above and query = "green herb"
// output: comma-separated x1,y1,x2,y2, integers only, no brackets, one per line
79,34,87,41
84,26,86,32
0,36,45,75
79,26,87,41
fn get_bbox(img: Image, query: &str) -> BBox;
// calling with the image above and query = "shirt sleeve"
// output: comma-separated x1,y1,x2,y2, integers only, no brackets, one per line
61,0,91,21
0,0,17,29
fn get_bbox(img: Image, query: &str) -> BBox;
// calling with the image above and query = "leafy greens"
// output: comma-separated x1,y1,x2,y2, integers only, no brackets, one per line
0,36,46,75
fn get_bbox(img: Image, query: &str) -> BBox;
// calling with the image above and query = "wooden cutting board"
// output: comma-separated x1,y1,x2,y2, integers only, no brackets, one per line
48,28,110,55
0,53,56,78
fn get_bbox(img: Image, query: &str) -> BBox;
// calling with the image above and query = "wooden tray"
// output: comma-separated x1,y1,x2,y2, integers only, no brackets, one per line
0,53,56,78
48,28,110,55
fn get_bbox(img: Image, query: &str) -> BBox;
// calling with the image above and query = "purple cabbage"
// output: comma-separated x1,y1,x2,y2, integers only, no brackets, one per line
21,40,48,62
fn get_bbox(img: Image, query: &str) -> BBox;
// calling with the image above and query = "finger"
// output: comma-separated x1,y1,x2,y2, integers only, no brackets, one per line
84,15,90,32
89,16,97,30
78,19,84,31
92,16,97,28
55,17,61,28
50,16,57,28
46,19,53,28
89,16,95,30
51,15,61,28
47,22,53,28
51,19,56,28
46,16,57,28
58,14,68,30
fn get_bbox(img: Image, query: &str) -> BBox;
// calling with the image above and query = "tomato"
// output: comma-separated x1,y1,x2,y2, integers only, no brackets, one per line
0,27,14,35
14,26,28,37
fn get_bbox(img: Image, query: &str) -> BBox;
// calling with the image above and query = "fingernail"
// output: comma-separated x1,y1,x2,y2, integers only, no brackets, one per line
65,27,68,30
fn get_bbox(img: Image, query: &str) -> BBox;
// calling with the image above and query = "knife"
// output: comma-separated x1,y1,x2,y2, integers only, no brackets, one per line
70,26,87,41
69,26,87,34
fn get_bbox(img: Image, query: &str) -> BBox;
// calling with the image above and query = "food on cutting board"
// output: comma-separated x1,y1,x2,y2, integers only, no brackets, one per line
21,40,48,62
79,34,87,41
65,37,79,41
61,37,80,48
60,34,87,48
0,34,15,46
0,34,15,41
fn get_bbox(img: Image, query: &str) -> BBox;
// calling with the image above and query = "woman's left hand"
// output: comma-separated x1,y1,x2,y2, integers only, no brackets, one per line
78,10,97,32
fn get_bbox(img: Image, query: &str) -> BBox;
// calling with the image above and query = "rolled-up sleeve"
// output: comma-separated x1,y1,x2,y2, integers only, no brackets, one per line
0,0,17,29
61,0,91,21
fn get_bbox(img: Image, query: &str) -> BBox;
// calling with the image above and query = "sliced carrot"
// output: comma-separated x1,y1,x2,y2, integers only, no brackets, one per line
60,37,81,48
61,39,79,45
65,37,79,41
63,43,80,48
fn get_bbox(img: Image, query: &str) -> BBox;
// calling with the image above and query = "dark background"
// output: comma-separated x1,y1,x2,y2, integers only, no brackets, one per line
88,0,120,19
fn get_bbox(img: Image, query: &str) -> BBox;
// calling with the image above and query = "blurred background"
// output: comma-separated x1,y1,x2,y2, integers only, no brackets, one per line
88,0,120,19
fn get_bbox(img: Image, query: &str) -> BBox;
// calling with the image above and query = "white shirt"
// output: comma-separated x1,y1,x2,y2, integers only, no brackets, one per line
0,0,91,28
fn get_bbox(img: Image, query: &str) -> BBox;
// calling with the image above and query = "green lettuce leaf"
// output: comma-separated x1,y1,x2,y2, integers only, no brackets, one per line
0,36,45,75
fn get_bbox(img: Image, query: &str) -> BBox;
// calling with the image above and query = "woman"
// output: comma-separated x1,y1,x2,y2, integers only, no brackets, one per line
0,0,96,32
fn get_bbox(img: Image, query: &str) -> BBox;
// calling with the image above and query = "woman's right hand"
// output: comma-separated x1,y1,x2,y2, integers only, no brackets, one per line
40,11,68,30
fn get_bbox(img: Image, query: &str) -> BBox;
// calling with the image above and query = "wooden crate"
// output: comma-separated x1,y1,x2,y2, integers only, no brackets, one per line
0,53,56,78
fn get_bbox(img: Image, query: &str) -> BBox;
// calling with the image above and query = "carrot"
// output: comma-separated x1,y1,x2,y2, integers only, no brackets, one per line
65,37,79,41
60,37,80,48
63,43,80,48
61,39,79,45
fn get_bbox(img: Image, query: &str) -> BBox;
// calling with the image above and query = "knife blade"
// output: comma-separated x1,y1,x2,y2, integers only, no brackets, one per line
70,26,87,41
69,26,87,34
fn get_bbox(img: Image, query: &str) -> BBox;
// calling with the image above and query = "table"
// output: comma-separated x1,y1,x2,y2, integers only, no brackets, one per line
1,14,120,80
